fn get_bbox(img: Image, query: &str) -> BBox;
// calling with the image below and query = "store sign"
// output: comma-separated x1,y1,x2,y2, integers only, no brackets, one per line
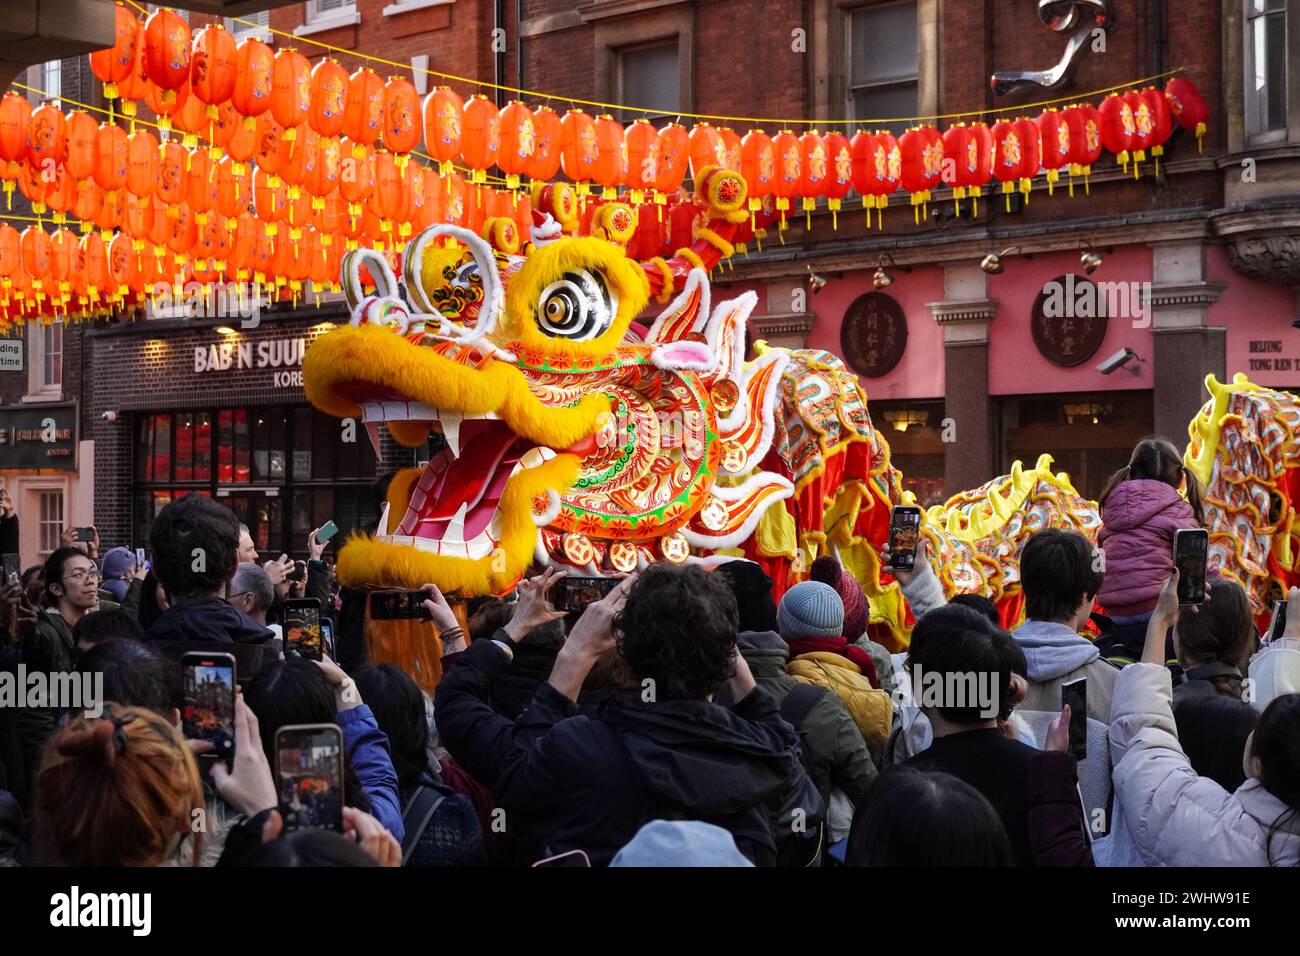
1246,340,1298,373
0,402,77,469
0,339,21,371
841,292,908,378
194,337,307,387
1032,274,1109,367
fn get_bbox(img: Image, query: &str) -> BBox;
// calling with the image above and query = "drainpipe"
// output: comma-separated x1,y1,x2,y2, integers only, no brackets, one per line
517,0,525,91
494,0,507,107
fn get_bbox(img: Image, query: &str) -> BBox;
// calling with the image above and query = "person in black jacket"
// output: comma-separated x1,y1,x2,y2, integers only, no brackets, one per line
145,497,274,647
438,564,815,866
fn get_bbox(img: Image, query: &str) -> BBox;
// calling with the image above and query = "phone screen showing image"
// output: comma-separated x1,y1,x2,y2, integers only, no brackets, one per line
1174,529,1209,605
182,654,236,762
369,589,427,621
2,553,19,587
551,577,617,613
321,619,335,660
1269,600,1288,643
284,600,323,660
1062,678,1087,760
888,507,922,571
275,725,344,832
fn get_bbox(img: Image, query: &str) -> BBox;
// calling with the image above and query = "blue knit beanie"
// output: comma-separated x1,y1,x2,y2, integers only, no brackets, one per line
778,580,844,639
610,820,754,867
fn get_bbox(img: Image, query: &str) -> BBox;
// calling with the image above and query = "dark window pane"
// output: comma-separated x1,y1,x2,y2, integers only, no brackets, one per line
291,489,312,536
218,410,234,483
194,413,212,481
174,413,194,481
234,409,250,483
153,414,172,483
293,408,314,479
851,3,918,86
268,410,286,482
252,409,270,481
312,409,337,478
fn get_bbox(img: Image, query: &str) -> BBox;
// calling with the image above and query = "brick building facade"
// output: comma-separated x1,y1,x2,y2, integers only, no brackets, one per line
4,0,1299,563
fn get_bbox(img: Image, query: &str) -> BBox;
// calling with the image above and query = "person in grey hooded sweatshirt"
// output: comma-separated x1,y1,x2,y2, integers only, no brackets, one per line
1012,529,1118,722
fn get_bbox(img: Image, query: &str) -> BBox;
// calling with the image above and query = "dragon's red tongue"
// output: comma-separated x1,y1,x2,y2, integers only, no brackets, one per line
399,419,524,539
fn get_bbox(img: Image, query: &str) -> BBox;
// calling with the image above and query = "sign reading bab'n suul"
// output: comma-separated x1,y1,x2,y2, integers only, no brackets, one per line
194,338,307,387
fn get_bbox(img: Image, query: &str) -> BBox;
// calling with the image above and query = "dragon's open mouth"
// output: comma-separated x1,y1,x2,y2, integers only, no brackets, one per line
339,383,560,559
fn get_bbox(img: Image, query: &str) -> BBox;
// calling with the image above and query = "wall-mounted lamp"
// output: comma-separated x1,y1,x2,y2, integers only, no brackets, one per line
873,253,911,289
979,245,1027,275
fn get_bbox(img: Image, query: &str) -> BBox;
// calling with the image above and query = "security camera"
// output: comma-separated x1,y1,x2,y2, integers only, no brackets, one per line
101,410,118,423
1096,347,1142,375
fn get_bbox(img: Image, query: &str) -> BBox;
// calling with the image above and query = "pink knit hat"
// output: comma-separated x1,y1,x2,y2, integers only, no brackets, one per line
810,556,869,640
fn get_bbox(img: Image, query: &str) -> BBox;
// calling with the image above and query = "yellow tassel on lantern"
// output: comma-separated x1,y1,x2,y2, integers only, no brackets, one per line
828,196,841,229
1002,179,1013,212
802,196,815,229
1196,122,1206,153
1046,168,1058,196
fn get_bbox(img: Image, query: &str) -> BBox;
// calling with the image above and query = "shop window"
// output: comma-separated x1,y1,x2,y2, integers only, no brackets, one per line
873,399,946,505
38,490,63,558
1246,0,1288,141
226,11,270,41
40,59,61,107
848,1,918,136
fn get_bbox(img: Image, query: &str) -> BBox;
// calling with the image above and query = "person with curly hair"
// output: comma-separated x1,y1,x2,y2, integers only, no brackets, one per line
436,563,817,866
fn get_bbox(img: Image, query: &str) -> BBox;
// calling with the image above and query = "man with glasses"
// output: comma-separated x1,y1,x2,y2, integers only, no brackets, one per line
18,547,101,775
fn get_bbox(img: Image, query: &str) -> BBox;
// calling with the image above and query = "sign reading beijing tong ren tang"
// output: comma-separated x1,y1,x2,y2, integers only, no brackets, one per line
841,292,908,378
1032,274,1109,367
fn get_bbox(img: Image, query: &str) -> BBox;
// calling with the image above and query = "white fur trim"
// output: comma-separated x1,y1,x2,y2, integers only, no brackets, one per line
703,291,757,383
650,340,714,372
681,473,794,550
646,268,710,343
717,349,789,473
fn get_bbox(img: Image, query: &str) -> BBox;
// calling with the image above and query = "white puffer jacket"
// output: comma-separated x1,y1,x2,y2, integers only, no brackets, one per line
1109,662,1300,867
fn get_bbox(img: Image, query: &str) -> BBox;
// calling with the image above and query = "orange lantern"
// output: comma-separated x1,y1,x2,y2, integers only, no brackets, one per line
210,100,241,152
688,124,725,183
215,156,250,221
272,49,312,137
21,226,51,284
592,115,625,198
1099,93,1135,170
718,128,742,172
306,134,342,202
144,75,191,133
418,167,444,227
370,150,403,227
190,24,237,114
231,39,274,122
73,180,103,224
147,196,172,250
560,109,596,186
497,100,535,187
309,58,349,139
422,86,463,172
158,140,187,211
382,77,421,157
0,93,31,165
17,161,49,211
43,164,74,217
26,104,67,170
89,5,140,100
254,111,286,180
167,202,196,254
142,9,191,95
798,131,827,221
442,171,467,227
344,68,385,149
405,161,433,231
49,228,76,290
654,123,688,195
116,33,151,117
175,91,208,140
94,186,125,234
108,231,136,294
624,118,659,202
0,223,18,277
279,123,320,190
899,125,944,220
339,139,373,219
527,106,562,182
185,147,215,216
770,130,801,225
125,129,159,198
122,190,153,239
64,111,98,185
79,232,109,295
225,114,257,167
254,167,287,228
461,95,500,181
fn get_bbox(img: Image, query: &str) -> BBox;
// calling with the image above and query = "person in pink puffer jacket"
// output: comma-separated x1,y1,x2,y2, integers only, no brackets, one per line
1097,438,1206,617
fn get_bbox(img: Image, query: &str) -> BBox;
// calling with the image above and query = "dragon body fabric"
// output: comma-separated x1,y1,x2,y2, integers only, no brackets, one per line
303,171,1300,654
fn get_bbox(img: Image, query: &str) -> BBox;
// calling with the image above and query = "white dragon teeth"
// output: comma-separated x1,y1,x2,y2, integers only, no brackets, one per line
364,421,384,462
445,502,469,541
439,411,463,457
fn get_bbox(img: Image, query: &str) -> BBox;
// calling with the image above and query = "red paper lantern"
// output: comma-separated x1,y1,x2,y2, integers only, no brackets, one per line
144,75,191,132
272,49,312,132
497,101,536,183
1141,86,1173,173
50,228,76,285
520,106,559,183
382,77,421,155
64,110,98,185
592,115,625,197
941,124,974,203
215,156,250,221
1064,103,1103,174
461,95,500,178
309,59,350,139
990,120,1025,207
107,231,136,293
1014,117,1042,197
307,134,342,199
798,131,828,203
158,140,187,210
624,118,659,198
422,87,463,169
442,172,467,227
1123,89,1155,170
254,167,287,223
142,10,191,93
254,111,285,179
688,124,725,182
740,130,775,199
78,231,109,294
0,93,31,165
371,150,403,224
1035,109,1072,194
821,131,853,226
94,186,125,233
279,123,319,189
344,68,385,148
190,24,237,111
43,164,74,217
20,226,51,282
186,147,215,215
231,39,274,120
89,5,140,95
0,223,20,277
1099,93,1136,168
770,130,801,223
125,129,159,199
1164,77,1208,149
73,181,103,224
654,123,688,194
339,140,373,207
26,104,66,169
899,125,943,217
224,114,257,165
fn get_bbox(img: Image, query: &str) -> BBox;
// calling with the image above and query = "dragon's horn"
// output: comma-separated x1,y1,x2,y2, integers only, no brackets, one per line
401,224,506,342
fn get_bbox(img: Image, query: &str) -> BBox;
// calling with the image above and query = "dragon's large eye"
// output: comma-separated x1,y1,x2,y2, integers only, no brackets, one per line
535,269,617,341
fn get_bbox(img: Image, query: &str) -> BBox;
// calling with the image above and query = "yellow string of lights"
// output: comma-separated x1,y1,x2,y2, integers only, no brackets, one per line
121,1,1184,128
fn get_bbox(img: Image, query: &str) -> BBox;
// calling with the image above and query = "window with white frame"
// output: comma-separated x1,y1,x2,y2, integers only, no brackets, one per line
848,1,919,136
227,10,271,40
617,42,680,124
41,59,62,107
1246,0,1287,140
308,0,357,23
38,490,64,558
25,320,62,400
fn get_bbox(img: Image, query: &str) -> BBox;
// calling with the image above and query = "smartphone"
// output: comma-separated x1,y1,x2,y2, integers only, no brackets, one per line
74,526,95,543
2,552,19,588
550,576,617,613
1267,599,1288,643
888,506,923,571
1173,528,1209,605
274,723,344,832
532,849,591,867
369,589,428,620
321,618,335,660
315,520,339,544
134,547,147,569
289,560,308,584
181,652,237,763
284,598,323,661
1062,677,1087,760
